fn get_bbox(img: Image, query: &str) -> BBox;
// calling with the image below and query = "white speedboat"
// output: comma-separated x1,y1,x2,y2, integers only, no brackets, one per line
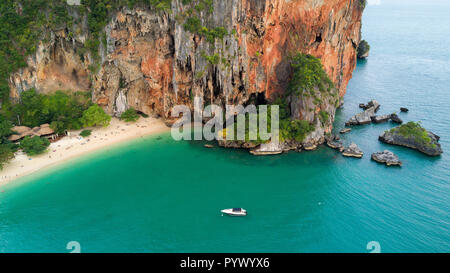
221,208,247,216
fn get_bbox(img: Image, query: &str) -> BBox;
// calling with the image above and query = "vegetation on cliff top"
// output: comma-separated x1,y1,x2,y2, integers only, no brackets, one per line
0,0,223,102
221,53,336,145
0,0,177,100
388,122,435,148
273,98,316,143
0,0,74,100
287,53,334,96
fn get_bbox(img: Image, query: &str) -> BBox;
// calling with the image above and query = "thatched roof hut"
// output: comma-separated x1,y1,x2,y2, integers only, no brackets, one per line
8,134,24,142
12,126,31,134
34,126,55,137
8,124,55,142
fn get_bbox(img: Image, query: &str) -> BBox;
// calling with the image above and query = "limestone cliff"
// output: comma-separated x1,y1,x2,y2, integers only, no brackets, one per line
8,0,363,145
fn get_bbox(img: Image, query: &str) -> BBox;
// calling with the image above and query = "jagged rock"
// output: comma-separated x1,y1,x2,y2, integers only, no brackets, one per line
342,143,364,158
325,134,340,142
327,140,344,152
324,134,334,143
379,123,443,156
303,143,318,151
346,100,380,126
357,40,370,59
346,106,377,125
371,114,391,124
242,142,259,149
340,128,352,134
218,140,245,149
390,113,403,124
282,140,301,152
371,151,402,166
430,132,440,142
360,100,380,112
400,107,409,113
217,140,260,150
346,99,385,126
250,142,283,156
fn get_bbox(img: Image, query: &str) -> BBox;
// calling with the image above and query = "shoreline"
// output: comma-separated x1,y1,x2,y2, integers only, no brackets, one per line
0,117,170,187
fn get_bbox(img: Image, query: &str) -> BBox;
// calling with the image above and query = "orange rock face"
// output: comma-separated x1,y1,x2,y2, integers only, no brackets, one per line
9,35,91,99
241,0,362,98
91,0,362,118
9,0,363,143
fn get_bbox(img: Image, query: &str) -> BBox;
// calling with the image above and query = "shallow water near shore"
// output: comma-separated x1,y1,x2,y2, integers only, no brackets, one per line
0,0,449,253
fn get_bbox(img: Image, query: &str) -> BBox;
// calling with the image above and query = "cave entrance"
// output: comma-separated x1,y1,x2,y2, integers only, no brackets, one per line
315,33,323,43
247,92,268,106
136,110,151,118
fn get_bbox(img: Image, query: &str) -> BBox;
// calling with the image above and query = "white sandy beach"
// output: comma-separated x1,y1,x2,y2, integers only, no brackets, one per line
0,117,170,187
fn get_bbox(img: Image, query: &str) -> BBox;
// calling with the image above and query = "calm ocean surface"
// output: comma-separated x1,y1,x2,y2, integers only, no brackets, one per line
0,0,449,253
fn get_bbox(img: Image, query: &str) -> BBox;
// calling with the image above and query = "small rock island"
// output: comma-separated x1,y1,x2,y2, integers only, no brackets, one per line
371,151,402,166
379,122,443,156
342,143,364,158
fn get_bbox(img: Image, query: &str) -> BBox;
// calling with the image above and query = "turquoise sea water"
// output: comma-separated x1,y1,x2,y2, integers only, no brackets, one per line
0,0,449,253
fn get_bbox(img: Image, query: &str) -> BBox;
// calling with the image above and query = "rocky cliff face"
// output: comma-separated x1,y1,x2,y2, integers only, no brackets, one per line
8,0,363,144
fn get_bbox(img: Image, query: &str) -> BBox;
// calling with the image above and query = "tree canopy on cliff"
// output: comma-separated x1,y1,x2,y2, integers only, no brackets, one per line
0,0,175,100
287,53,334,96
0,0,73,100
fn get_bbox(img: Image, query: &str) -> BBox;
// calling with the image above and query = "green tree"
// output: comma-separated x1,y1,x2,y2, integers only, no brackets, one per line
0,144,15,170
80,129,92,137
81,104,111,127
0,117,13,142
120,108,140,122
20,136,50,156
43,91,91,133
288,53,334,96
4,90,92,133
0,114,16,169
10,89,46,127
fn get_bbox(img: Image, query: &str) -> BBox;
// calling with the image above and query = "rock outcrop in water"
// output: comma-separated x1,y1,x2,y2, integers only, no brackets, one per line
346,100,380,126
379,122,443,156
326,136,345,152
371,150,402,166
8,0,364,147
340,128,352,134
342,143,364,158
357,40,370,59
371,114,391,124
400,107,409,113
390,113,403,124
250,142,283,156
